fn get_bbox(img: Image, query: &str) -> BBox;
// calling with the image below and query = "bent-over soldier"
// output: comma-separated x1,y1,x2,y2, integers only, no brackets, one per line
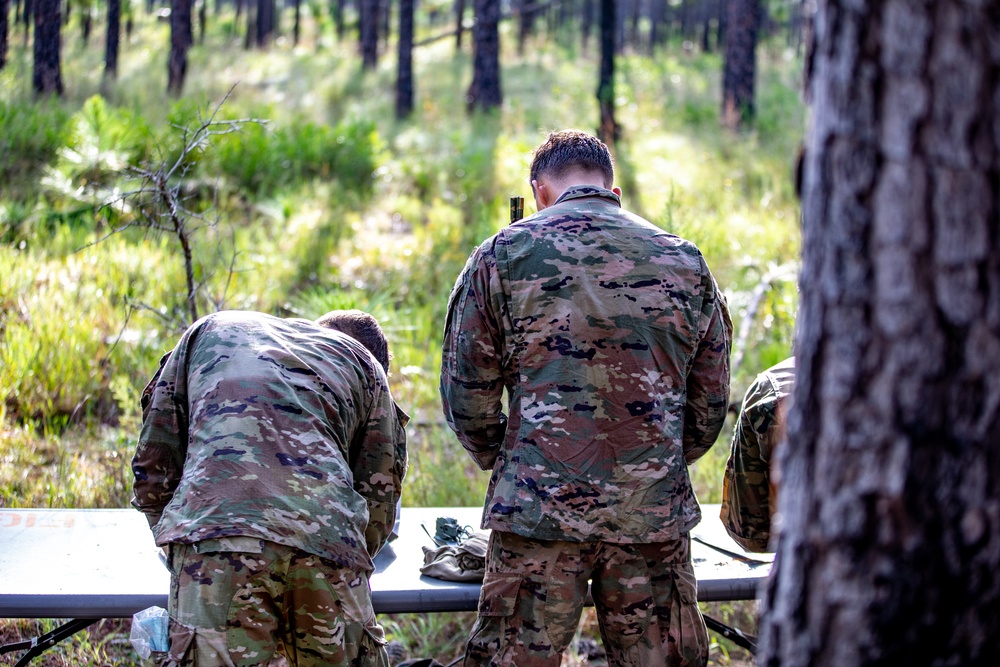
132,309,408,667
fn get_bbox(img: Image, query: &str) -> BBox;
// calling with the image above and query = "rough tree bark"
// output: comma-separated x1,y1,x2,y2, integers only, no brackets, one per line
167,0,192,95
596,0,618,145
31,0,61,95
757,1,1000,665
466,0,501,112
396,0,413,118
721,0,760,129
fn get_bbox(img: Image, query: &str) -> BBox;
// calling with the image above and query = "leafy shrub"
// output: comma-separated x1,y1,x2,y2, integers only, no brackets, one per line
211,118,381,200
0,100,71,198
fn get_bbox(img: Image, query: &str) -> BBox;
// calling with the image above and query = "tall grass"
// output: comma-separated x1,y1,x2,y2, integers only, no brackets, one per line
1,7,802,665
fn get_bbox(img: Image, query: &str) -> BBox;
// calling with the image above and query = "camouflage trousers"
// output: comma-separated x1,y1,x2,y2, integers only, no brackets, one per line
463,531,708,667
161,537,388,667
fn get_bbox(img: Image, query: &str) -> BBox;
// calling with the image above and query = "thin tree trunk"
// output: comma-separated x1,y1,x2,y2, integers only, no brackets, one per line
104,0,120,79
721,0,760,129
167,0,192,95
198,0,206,44
333,0,345,41
466,0,501,112
757,1,1000,665
81,8,92,43
395,0,413,118
256,0,274,47
32,0,61,95
454,0,466,49
597,0,618,145
360,0,378,69
581,0,593,53
1,0,10,70
21,0,31,48
293,0,300,45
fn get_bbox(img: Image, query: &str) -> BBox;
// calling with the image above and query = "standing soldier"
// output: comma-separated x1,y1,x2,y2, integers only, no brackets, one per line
132,309,408,667
440,130,732,666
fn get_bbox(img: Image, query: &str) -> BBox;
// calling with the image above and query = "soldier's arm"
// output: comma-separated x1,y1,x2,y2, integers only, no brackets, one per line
683,264,733,465
439,246,507,470
720,378,775,552
131,342,190,530
353,378,408,559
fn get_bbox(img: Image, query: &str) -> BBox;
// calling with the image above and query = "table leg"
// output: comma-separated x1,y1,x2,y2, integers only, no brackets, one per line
704,614,757,654
0,618,102,667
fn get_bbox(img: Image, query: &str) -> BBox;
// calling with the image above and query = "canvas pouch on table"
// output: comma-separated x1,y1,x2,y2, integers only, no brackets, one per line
419,532,489,582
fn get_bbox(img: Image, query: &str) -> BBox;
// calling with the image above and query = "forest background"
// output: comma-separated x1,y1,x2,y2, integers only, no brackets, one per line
0,0,803,664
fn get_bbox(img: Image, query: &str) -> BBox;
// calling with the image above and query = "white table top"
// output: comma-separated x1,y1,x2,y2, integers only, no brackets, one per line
0,505,771,618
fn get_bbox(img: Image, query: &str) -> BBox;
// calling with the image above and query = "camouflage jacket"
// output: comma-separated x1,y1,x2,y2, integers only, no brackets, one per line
440,186,732,543
720,356,796,552
131,311,408,573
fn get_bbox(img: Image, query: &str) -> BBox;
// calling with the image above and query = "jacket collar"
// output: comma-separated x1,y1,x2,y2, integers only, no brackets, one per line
553,185,621,207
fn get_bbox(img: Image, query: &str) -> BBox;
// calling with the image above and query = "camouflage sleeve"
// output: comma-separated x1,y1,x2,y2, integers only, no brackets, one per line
439,245,508,470
131,340,192,530
352,383,409,559
682,263,733,465
720,376,777,553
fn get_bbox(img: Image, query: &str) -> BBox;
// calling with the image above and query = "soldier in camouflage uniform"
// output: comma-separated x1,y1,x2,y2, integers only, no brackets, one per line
440,130,732,667
132,309,408,667
720,357,796,553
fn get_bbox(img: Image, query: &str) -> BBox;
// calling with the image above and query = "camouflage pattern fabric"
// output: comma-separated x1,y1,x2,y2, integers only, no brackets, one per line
163,539,388,667
720,357,796,553
132,310,408,574
462,531,709,667
440,185,733,543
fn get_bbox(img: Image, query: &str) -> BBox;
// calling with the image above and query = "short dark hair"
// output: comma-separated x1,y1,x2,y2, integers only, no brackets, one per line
315,310,390,372
529,130,615,188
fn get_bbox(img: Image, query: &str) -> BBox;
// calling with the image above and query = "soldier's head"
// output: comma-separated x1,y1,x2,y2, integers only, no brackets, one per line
528,130,619,210
315,310,390,373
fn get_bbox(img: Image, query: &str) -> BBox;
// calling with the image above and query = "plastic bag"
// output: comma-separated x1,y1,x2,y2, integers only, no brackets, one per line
130,605,170,659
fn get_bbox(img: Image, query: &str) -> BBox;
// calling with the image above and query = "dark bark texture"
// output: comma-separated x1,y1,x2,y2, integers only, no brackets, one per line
597,0,618,144
396,0,414,118
1,0,9,69
466,0,501,112
360,0,378,69
168,0,192,95
31,0,61,95
104,0,120,79
757,1,1000,666
721,0,759,128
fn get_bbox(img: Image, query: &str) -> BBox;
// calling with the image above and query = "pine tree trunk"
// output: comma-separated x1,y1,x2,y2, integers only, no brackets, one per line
104,0,120,79
31,0,61,95
580,0,593,53
466,0,501,112
454,0,466,49
360,0,378,69
597,0,618,145
395,0,413,118
256,0,274,47
1,0,10,70
757,1,1000,665
721,0,759,128
167,0,192,95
